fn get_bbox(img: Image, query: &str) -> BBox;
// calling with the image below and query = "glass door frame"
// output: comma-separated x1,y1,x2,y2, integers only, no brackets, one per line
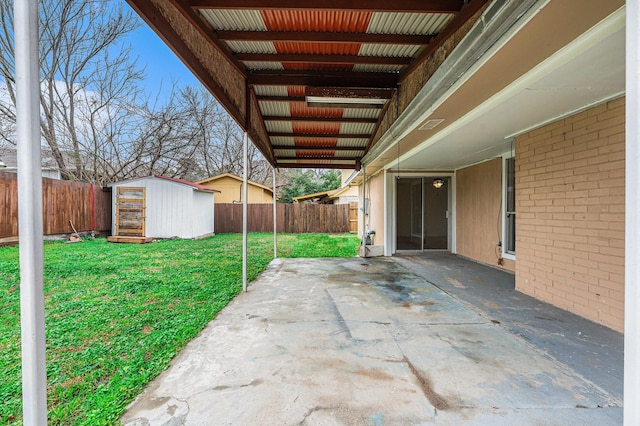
393,174,454,254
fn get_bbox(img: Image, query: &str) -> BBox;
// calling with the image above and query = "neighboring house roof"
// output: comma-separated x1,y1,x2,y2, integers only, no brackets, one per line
196,173,273,194
0,146,60,172
110,175,220,193
293,184,357,204
329,185,356,199
292,190,333,203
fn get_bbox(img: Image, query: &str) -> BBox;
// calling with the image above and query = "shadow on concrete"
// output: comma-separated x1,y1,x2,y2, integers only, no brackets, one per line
121,255,622,425
394,252,623,402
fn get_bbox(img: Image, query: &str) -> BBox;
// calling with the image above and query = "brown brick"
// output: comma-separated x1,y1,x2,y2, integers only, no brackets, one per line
513,98,624,332
607,96,625,109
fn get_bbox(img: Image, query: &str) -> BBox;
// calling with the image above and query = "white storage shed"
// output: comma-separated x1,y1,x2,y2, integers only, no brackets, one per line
108,175,219,241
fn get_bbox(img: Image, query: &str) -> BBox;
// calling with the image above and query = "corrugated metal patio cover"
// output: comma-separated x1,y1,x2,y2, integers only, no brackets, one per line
127,0,486,169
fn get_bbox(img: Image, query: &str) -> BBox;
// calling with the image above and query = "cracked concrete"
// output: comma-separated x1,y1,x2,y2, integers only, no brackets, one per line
120,256,622,425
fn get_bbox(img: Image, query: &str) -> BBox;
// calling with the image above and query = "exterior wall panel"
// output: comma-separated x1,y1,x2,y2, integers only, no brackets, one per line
456,158,513,270
515,97,625,332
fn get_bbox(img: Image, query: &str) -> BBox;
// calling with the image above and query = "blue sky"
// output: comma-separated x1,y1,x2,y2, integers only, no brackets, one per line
125,5,200,102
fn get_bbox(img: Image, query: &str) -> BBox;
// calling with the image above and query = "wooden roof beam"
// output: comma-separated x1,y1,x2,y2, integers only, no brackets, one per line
277,156,361,161
269,132,370,138
217,30,434,45
275,162,357,169
236,53,412,66
249,70,398,88
304,102,384,110
257,95,306,102
264,116,378,124
189,0,464,13
306,87,394,99
273,145,365,151
258,98,387,110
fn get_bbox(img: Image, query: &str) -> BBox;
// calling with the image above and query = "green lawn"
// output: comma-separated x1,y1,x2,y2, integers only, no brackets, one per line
0,233,360,425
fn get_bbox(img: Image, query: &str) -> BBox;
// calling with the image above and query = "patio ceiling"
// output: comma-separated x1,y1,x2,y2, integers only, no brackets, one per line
126,0,489,170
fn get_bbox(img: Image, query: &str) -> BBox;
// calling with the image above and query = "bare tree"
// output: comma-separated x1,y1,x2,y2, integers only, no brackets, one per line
0,1,272,186
175,86,272,184
0,0,143,181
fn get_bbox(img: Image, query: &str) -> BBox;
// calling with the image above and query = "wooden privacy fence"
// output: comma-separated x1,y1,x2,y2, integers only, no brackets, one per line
215,203,352,234
0,171,111,240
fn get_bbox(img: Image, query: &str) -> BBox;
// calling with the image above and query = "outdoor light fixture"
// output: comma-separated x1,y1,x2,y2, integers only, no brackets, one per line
306,96,387,105
305,87,393,109
433,179,445,189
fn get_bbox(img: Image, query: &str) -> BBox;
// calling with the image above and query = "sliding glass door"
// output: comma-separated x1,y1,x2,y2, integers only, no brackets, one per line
397,177,449,251
396,178,423,250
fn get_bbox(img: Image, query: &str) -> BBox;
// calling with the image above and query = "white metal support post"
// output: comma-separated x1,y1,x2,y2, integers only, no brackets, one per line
273,167,277,259
16,0,47,423
242,131,248,292
361,166,366,258
625,2,639,424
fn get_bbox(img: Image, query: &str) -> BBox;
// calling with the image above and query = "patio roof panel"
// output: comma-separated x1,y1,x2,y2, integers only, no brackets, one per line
199,9,267,31
258,101,290,116
260,10,372,32
224,40,276,53
253,85,289,97
128,0,484,169
367,12,455,34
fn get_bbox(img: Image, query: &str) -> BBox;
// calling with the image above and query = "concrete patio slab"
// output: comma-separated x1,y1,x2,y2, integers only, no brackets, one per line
120,257,622,425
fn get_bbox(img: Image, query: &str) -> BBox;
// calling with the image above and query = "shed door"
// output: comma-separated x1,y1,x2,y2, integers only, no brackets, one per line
115,187,146,237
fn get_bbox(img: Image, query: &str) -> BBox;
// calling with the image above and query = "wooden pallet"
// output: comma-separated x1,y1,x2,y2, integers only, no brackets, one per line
107,236,153,244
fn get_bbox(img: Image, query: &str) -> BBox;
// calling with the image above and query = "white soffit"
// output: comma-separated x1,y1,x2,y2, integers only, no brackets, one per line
395,7,626,171
363,0,551,166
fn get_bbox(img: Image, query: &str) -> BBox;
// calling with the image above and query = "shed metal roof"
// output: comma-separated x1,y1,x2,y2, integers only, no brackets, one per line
110,175,220,193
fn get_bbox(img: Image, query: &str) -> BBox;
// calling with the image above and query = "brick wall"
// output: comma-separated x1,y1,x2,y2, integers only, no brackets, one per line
515,97,625,332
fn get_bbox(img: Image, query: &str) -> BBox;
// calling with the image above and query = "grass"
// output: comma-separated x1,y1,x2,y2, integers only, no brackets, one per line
0,233,360,425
